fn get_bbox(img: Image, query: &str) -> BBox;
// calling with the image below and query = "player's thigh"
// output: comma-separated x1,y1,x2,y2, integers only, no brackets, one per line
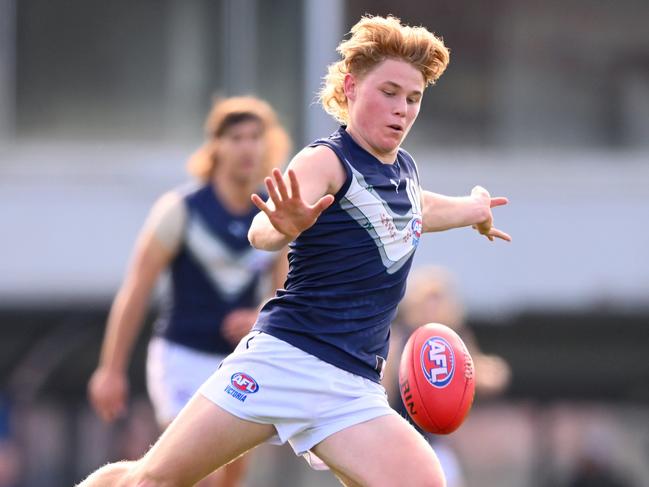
134,393,275,486
312,414,445,487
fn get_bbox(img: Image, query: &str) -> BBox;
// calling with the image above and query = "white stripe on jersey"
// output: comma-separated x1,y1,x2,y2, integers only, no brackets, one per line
185,215,275,300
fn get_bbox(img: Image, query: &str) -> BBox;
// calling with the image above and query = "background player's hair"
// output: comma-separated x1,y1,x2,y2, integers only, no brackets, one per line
187,96,291,182
319,15,450,125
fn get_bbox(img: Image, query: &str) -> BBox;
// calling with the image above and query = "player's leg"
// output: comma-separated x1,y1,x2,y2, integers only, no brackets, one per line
329,467,364,487
195,455,250,487
147,339,252,487
78,394,275,487
312,414,445,487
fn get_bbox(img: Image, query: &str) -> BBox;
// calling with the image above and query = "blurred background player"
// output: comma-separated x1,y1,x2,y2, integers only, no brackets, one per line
384,265,512,487
87,96,290,487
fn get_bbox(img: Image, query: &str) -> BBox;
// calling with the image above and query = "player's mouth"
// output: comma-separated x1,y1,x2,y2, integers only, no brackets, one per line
387,124,404,134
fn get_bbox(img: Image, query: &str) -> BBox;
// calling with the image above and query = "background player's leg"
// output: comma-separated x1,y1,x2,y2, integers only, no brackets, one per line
79,394,275,487
312,414,446,487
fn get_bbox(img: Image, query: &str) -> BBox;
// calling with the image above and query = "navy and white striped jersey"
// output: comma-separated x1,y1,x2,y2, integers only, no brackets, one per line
155,184,275,354
254,127,423,382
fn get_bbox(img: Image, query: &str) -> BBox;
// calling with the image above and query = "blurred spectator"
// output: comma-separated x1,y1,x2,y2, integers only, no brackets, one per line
384,265,512,487
390,265,511,397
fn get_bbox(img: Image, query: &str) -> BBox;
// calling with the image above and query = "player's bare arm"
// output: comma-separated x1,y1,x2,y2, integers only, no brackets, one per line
421,185,511,242
248,146,344,251
88,227,175,422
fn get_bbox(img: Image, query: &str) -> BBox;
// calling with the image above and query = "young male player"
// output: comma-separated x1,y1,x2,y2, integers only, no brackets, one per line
87,96,290,486
79,15,510,487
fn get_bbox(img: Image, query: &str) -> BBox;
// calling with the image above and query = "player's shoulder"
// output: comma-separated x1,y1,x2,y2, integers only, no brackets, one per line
287,144,347,195
150,181,200,217
290,144,345,177
397,147,420,178
294,144,340,164
397,146,417,165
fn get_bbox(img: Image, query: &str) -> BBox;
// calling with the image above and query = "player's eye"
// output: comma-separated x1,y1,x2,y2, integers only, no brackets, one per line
382,90,395,97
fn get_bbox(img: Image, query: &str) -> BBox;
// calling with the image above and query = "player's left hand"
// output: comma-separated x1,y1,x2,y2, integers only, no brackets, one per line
221,308,259,346
470,186,511,242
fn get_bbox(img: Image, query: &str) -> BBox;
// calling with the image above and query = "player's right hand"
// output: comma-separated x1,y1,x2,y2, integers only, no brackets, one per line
251,168,334,241
87,367,128,422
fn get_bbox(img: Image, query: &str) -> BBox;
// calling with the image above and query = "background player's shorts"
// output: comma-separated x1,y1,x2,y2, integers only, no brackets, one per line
199,331,397,468
147,336,227,426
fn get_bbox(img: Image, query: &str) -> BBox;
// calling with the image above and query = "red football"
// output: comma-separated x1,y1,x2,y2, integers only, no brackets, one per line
398,323,475,434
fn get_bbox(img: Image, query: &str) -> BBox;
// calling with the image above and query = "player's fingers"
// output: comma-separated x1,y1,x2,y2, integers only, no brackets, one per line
288,169,301,200
251,194,272,215
490,197,509,208
490,227,512,242
311,194,334,214
273,168,290,201
264,177,282,207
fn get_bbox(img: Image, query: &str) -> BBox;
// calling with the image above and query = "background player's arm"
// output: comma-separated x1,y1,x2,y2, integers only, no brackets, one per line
88,193,183,422
421,186,511,241
248,146,344,251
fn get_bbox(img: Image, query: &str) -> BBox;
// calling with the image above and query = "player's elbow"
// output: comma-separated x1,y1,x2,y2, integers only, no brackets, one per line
247,226,261,248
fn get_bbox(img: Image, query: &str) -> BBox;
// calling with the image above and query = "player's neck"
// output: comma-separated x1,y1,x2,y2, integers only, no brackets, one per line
345,125,397,164
211,172,254,214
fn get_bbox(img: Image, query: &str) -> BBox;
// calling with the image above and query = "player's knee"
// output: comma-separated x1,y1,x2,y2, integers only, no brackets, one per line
405,460,446,487
127,460,192,487
77,460,135,487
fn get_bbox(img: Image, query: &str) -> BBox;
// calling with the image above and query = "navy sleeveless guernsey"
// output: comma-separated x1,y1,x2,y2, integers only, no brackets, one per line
254,127,423,382
155,184,275,354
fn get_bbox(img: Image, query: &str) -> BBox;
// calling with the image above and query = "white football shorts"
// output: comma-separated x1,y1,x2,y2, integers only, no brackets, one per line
147,336,227,426
198,331,397,467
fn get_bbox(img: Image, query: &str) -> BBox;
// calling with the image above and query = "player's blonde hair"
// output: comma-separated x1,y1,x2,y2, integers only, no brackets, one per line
187,96,291,183
320,15,450,125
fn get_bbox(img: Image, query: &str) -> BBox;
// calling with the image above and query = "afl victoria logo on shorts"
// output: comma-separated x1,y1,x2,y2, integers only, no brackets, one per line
224,372,259,402
420,337,455,388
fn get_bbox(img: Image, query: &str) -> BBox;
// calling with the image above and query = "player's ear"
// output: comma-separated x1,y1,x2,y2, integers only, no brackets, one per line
343,73,357,101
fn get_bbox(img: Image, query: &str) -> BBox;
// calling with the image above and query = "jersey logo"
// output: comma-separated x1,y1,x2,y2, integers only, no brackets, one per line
411,218,422,247
390,178,400,193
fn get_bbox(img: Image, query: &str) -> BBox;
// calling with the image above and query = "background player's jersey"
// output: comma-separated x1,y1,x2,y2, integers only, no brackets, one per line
255,127,423,382
155,184,275,354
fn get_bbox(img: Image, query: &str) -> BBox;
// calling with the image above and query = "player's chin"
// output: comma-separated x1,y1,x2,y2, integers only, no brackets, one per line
378,139,401,156
382,131,405,149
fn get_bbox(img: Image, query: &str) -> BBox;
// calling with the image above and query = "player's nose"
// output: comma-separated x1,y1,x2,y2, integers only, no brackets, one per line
392,96,407,117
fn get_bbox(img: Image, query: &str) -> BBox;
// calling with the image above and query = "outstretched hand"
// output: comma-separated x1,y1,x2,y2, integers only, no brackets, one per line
251,168,334,241
471,186,512,242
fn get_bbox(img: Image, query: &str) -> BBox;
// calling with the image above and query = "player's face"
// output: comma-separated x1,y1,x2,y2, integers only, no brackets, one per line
346,58,425,162
213,119,266,184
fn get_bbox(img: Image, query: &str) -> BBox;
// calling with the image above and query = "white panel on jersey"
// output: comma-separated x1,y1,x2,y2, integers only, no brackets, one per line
184,214,275,300
340,164,422,274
